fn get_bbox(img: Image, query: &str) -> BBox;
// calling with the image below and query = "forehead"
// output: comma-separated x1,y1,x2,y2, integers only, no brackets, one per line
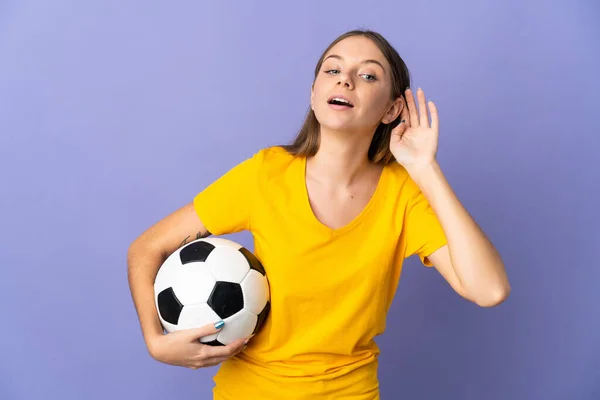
323,36,388,69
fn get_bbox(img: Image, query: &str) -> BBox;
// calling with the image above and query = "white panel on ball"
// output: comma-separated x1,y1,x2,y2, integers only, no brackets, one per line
178,303,222,342
218,309,258,345
240,269,269,314
203,237,242,249
172,263,216,305
207,248,251,283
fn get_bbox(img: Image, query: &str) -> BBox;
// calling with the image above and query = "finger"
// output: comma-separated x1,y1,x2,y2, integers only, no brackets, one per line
417,88,429,127
202,337,248,358
405,88,419,127
202,341,248,367
429,100,439,132
197,356,230,368
181,320,225,341
233,335,253,354
194,339,248,368
391,118,407,139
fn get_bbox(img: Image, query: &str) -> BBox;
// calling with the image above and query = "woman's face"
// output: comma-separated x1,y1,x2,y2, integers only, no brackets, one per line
311,35,402,135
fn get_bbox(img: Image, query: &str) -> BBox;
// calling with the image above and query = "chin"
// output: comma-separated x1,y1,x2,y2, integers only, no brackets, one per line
315,111,360,132
319,119,374,136
320,121,357,133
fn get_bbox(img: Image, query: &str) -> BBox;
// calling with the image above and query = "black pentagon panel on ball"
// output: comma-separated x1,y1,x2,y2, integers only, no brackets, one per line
179,240,215,264
253,301,270,335
157,287,183,325
239,247,266,275
207,282,244,319
201,339,225,346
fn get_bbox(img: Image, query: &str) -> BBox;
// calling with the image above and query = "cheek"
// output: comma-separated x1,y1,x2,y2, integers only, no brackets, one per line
312,84,330,112
363,91,391,116
312,81,326,101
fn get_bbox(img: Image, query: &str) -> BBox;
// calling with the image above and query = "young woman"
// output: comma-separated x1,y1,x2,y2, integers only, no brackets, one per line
128,29,510,400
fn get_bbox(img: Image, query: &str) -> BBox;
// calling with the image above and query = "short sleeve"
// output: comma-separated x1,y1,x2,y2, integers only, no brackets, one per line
193,151,262,236
402,187,447,267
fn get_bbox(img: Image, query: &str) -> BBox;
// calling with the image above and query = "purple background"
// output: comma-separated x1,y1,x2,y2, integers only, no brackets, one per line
1,1,598,399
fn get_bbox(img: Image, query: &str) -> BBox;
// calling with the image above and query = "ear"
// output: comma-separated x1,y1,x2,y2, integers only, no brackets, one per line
310,83,315,110
381,97,404,124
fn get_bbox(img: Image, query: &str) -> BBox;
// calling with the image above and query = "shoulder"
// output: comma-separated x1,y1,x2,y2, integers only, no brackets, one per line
254,145,295,161
251,145,300,174
380,162,427,212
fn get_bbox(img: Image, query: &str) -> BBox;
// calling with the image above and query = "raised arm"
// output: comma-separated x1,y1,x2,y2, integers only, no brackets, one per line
391,88,510,307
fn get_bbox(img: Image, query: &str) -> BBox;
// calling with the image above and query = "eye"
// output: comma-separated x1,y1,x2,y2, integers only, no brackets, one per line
324,69,340,75
361,74,377,82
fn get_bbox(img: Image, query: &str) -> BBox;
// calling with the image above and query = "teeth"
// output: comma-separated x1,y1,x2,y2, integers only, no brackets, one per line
332,97,350,104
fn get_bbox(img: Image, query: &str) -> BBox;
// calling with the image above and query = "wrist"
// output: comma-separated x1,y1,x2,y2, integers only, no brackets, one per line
405,161,441,186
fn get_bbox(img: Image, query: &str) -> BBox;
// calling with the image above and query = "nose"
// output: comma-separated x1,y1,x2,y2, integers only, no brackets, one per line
337,73,354,89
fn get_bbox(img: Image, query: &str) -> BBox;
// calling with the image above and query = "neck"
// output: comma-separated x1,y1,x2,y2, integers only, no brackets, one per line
306,126,377,188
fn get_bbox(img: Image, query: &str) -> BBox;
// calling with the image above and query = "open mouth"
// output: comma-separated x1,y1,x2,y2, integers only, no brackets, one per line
327,96,354,108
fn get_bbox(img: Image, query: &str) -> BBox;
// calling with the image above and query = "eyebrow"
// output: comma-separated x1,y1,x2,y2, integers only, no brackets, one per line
323,54,386,73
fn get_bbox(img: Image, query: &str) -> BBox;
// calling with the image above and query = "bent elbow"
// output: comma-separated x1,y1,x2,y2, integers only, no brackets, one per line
127,238,152,269
474,284,511,308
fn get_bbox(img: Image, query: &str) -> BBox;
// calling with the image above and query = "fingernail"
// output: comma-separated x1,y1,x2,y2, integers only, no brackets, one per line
214,321,224,329
243,338,250,345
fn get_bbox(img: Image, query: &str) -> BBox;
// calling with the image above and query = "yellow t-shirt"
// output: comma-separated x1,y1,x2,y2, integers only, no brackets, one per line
193,146,447,400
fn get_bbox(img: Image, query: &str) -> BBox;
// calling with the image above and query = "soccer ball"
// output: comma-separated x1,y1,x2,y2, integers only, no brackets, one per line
154,237,270,346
